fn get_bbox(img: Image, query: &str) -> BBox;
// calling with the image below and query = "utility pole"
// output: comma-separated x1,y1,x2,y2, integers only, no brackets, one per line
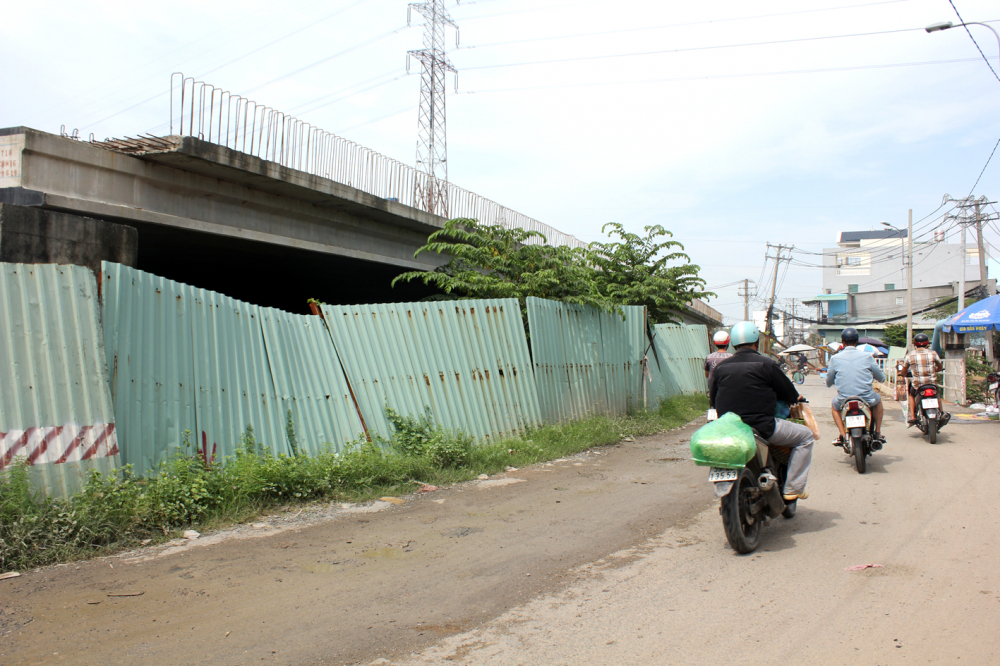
906,209,914,352
737,279,755,321
975,200,996,363
764,244,793,353
959,219,967,312
743,279,750,320
408,0,458,216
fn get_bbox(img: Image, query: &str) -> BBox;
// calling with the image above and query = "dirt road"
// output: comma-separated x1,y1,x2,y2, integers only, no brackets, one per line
3,376,999,665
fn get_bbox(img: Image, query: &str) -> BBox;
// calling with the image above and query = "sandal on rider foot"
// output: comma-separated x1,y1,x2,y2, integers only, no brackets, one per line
907,418,918,427
782,490,808,501
832,435,844,447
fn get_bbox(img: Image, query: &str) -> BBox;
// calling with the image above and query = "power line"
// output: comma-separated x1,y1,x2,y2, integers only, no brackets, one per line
81,0,381,131
457,0,915,52
460,26,976,72
779,285,988,326
967,136,1000,196
948,0,1000,84
458,57,983,95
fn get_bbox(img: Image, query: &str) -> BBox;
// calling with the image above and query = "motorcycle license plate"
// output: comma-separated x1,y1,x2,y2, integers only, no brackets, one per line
922,398,939,409
708,468,738,483
845,415,865,428
990,383,998,391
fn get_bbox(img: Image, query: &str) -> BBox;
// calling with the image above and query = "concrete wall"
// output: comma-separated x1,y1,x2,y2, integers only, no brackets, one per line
0,204,137,276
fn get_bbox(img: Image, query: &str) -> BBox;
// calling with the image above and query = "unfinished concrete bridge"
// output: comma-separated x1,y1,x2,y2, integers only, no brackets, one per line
0,123,721,325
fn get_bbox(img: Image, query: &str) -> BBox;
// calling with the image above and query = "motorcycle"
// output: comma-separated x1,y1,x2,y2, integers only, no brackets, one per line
913,383,949,444
708,430,798,555
839,396,881,474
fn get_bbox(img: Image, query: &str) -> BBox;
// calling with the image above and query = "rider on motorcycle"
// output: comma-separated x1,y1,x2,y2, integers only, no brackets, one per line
704,329,733,391
900,333,943,426
709,321,815,501
796,354,808,372
826,327,885,447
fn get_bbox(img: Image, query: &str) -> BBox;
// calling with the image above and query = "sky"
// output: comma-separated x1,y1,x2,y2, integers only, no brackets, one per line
3,0,1000,323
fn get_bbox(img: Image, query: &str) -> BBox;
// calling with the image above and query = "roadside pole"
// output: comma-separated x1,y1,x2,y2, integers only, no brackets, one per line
907,209,914,352
959,218,967,313
742,278,750,320
975,201,994,364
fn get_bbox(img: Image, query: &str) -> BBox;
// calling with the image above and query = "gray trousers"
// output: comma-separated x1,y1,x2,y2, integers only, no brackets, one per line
766,418,814,494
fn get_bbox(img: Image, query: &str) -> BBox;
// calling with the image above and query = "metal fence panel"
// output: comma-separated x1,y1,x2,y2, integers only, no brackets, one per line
649,324,711,398
101,263,289,474
525,298,645,422
321,299,540,441
258,307,366,453
0,264,120,497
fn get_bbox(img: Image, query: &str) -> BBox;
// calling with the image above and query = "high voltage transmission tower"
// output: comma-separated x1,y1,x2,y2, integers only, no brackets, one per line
408,0,459,216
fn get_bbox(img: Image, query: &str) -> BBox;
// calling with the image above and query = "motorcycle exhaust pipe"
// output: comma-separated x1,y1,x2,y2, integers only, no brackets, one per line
758,471,778,492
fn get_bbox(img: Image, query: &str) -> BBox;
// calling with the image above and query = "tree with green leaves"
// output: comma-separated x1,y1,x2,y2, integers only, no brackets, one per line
391,219,611,321
392,218,710,324
882,323,932,348
587,223,709,324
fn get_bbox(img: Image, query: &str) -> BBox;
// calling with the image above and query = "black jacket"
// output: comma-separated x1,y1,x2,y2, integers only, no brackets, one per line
709,348,801,439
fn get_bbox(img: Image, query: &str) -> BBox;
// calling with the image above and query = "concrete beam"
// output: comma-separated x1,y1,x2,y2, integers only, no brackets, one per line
0,203,137,277
1,128,448,272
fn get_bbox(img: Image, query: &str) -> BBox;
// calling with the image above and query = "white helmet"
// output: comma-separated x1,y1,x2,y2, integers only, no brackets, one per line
712,330,731,348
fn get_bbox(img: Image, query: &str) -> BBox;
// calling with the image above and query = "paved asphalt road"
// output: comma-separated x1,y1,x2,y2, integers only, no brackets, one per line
2,375,998,665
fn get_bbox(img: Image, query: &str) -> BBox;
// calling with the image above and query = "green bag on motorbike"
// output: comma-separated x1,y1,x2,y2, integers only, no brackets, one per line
689,412,756,469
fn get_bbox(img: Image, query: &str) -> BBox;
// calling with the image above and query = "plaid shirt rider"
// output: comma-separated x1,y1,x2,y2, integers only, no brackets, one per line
903,347,942,387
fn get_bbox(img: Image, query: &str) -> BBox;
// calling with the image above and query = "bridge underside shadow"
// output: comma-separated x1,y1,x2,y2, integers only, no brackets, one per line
133,221,441,313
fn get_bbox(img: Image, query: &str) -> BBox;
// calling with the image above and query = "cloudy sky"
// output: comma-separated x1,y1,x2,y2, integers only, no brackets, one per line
3,0,999,322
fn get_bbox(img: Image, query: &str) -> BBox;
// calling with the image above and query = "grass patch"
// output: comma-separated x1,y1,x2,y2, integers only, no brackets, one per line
0,394,707,573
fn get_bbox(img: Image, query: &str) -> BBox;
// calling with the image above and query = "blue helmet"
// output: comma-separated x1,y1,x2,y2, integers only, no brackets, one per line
730,321,760,347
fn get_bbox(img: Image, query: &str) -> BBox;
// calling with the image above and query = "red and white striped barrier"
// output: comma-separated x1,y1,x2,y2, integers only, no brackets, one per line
0,424,118,469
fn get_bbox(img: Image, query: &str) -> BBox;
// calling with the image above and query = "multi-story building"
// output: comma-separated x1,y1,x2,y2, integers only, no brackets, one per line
806,229,992,340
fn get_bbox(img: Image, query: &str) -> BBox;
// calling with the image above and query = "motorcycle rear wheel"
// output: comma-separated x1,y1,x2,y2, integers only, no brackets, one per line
927,416,938,444
721,467,762,554
853,435,866,474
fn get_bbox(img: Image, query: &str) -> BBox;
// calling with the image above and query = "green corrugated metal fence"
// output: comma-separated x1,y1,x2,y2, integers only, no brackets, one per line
321,299,541,441
102,263,289,472
1,264,119,498
525,297,645,422
649,324,711,398
257,307,367,453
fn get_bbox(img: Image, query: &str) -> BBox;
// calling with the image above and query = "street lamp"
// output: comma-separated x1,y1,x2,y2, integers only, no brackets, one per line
925,20,1000,66
882,217,914,350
